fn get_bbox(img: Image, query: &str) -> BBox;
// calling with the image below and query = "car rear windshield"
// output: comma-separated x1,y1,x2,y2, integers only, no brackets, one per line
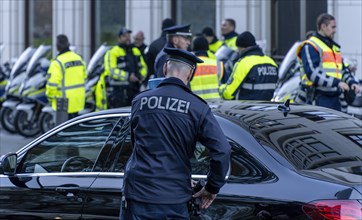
249,111,362,170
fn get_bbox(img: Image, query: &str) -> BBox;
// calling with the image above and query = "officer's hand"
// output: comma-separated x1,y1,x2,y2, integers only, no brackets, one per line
192,187,216,209
191,179,197,188
129,73,140,83
351,83,360,93
338,82,349,91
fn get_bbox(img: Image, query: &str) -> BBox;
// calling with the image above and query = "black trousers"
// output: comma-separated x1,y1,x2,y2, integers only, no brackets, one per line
120,199,189,220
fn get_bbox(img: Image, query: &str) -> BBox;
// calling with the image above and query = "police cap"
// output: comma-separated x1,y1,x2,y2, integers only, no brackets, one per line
118,27,132,37
164,47,203,68
164,24,192,37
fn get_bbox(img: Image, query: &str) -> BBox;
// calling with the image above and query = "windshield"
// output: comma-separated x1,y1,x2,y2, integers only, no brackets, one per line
26,45,51,77
10,47,36,79
215,45,235,62
278,42,300,79
87,44,109,75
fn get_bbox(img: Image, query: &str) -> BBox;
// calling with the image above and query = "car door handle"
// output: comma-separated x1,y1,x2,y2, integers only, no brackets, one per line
56,185,80,197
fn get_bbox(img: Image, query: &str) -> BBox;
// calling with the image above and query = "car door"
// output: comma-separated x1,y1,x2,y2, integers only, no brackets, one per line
81,114,132,219
190,139,282,219
0,115,120,220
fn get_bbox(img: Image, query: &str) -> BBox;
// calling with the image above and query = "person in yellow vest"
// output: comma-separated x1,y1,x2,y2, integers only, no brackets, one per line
202,27,224,55
94,67,108,111
190,36,224,101
104,27,147,108
46,34,86,119
296,13,359,111
219,31,278,100
221,18,238,51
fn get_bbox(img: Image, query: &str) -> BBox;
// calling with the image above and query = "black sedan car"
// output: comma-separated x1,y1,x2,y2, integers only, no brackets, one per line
1,101,361,219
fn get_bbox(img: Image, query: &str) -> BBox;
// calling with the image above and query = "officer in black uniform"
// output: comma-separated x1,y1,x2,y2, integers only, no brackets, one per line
145,18,175,81
154,24,192,78
121,47,231,219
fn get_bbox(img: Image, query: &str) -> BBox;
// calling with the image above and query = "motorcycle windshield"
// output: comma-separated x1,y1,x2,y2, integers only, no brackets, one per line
215,45,235,62
87,44,109,76
10,47,36,80
26,45,51,78
278,42,300,79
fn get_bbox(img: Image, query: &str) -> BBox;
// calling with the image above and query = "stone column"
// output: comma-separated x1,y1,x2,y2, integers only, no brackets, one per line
53,0,91,62
0,0,26,62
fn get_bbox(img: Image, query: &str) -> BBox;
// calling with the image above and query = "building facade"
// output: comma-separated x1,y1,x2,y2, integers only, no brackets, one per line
0,0,361,79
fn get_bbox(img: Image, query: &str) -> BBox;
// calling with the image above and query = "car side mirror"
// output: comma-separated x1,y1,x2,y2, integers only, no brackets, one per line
0,153,17,176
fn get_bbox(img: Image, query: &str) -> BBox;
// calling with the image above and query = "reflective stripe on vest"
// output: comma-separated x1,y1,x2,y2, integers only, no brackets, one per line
55,59,84,97
190,57,222,100
309,36,342,79
107,48,128,81
241,83,276,90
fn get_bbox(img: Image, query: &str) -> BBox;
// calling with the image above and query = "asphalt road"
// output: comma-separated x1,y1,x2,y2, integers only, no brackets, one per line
0,127,37,156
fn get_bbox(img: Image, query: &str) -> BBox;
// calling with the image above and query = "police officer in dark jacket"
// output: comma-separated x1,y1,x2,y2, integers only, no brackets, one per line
220,31,278,100
121,48,231,219
154,24,192,77
145,18,175,80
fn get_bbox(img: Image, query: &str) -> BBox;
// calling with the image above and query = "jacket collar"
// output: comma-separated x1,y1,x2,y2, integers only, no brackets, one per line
57,48,70,56
158,77,191,92
314,32,340,48
194,50,208,57
223,31,238,40
239,45,263,59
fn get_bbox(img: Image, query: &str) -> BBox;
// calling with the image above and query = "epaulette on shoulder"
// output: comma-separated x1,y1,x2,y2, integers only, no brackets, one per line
189,91,208,104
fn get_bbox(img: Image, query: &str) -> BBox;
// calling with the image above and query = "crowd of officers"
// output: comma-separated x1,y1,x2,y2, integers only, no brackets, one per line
46,13,359,117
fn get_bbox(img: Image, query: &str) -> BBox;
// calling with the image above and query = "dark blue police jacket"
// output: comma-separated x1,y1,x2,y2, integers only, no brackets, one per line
123,77,231,204
154,42,174,77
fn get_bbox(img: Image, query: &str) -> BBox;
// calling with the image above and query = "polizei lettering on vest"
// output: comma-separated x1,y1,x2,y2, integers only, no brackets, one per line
140,96,190,113
257,66,277,76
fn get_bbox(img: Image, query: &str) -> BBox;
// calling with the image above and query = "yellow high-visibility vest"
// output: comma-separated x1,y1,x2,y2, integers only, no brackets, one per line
297,36,342,86
46,51,86,113
104,46,147,82
190,56,224,100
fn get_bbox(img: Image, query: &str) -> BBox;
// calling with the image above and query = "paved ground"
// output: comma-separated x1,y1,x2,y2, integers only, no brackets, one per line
0,127,37,156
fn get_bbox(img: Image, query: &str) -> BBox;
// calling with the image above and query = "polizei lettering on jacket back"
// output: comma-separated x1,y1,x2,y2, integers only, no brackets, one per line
257,66,277,76
140,96,190,113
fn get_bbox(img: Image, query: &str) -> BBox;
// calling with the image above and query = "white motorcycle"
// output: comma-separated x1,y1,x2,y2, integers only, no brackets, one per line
0,47,36,133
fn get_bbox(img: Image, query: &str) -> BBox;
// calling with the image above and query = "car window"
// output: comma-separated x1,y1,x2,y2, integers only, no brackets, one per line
108,137,133,173
18,117,119,174
105,117,133,173
191,142,210,175
228,140,276,183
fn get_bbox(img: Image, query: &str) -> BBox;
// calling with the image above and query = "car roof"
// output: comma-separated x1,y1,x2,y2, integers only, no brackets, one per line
210,100,362,170
64,100,361,171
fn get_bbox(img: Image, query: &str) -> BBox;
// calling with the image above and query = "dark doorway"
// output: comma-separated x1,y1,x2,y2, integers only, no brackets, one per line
271,0,327,61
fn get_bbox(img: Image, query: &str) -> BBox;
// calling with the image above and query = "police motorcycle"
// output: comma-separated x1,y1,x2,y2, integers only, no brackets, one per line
0,47,36,133
79,44,109,115
347,82,362,119
13,45,51,137
214,45,239,83
271,42,301,102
